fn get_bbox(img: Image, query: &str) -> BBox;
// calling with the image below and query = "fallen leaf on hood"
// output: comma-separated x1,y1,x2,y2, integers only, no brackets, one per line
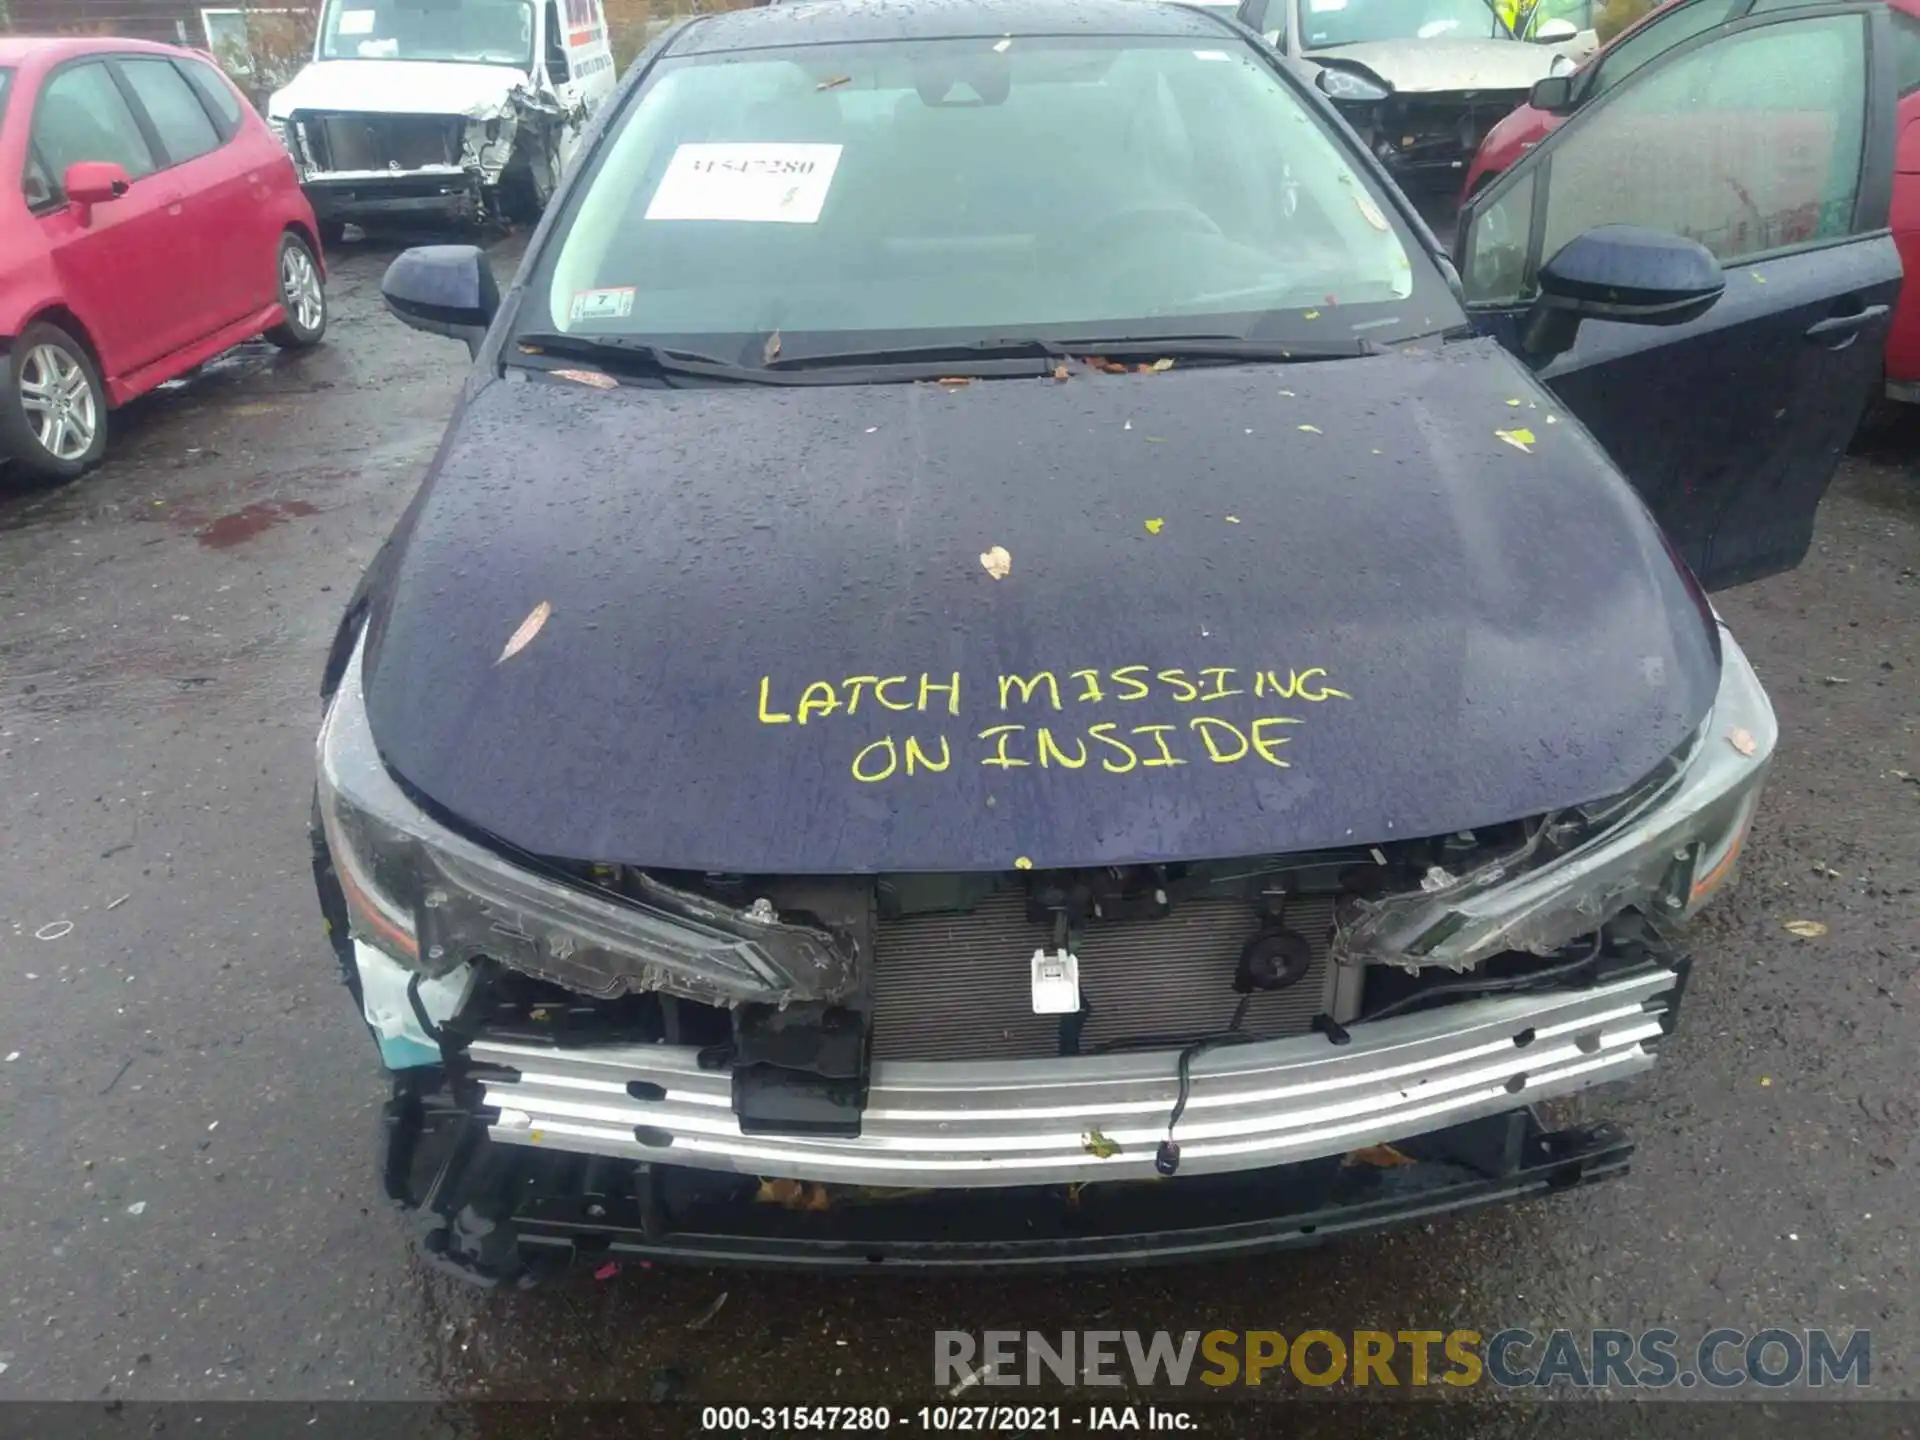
1224,515,1240,524
994,35,1012,51
1144,517,1165,535
1052,364,1071,381
1727,728,1757,756
1302,310,1321,320
1343,1144,1417,1169
1297,423,1322,434
1496,427,1536,452
816,74,851,90
762,330,781,364
1082,1129,1121,1159
1014,856,1033,870
1084,355,1129,373
550,368,617,390
1505,398,1523,407
1752,272,1767,283
1278,388,1296,397
1545,414,1559,424
936,376,973,387
1759,1076,1772,1087
1784,919,1828,938
980,545,1012,580
497,601,551,663
1148,357,1174,372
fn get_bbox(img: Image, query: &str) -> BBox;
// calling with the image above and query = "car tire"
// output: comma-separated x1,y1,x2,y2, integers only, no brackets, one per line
266,231,328,350
0,321,108,483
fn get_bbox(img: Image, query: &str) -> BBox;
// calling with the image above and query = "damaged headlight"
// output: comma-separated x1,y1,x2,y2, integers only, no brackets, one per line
1333,624,1775,971
316,636,853,1007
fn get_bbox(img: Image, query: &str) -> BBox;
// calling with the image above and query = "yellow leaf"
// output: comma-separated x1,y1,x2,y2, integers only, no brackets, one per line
1149,357,1174,372
1760,1076,1772,1087
1506,398,1523,406
1298,423,1322,434
1496,428,1536,453
497,601,551,664
1224,515,1240,524
550,368,617,390
1014,856,1033,870
1278,388,1297,397
1784,920,1827,938
815,74,851,90
762,330,781,364
1144,517,1165,535
1082,1129,1121,1159
1344,1144,1417,1169
979,545,1012,580
1302,310,1321,320
1727,728,1757,756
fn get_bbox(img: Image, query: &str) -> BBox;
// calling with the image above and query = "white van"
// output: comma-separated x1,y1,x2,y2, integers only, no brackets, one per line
268,0,618,239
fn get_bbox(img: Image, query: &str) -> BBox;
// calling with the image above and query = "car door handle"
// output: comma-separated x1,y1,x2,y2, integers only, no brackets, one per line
1804,305,1889,342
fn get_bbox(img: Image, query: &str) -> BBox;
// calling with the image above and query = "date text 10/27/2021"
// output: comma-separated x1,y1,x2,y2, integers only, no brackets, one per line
755,663,1352,785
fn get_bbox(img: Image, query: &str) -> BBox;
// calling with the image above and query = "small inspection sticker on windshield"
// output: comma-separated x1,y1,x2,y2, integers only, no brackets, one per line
644,143,844,225
1193,49,1232,60
337,8,375,32
569,287,635,322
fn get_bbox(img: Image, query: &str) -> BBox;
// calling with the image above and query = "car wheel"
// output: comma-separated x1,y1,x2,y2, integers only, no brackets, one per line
0,322,108,482
266,231,328,350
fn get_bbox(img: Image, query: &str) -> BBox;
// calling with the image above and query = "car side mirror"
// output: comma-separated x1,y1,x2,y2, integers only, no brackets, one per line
381,245,499,356
64,161,131,220
1528,74,1576,111
1531,17,1579,41
1522,223,1724,361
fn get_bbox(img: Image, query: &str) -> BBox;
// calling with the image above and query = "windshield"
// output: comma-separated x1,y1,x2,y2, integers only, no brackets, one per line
1301,0,1508,49
531,35,1448,358
318,0,534,66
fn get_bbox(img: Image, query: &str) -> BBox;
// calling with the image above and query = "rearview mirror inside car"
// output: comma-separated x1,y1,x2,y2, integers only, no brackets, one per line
64,161,131,216
381,245,499,357
1528,74,1575,112
1522,224,1724,361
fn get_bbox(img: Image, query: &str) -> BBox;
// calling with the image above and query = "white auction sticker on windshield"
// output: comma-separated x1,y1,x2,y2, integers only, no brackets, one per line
643,143,843,224
569,286,635,322
337,8,375,32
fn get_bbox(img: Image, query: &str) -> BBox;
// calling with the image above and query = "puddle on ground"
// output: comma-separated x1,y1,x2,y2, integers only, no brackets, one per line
195,498,320,549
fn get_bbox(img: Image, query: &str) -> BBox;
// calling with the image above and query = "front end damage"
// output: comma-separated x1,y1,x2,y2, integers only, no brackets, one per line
1331,86,1533,185
275,85,567,229
314,625,1772,1281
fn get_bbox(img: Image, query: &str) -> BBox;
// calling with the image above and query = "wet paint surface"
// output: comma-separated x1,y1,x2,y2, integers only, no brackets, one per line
362,344,1718,873
0,236,1914,1410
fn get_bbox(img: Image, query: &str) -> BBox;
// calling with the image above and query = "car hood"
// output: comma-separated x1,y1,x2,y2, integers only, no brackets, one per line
1308,38,1561,93
361,339,1720,874
268,59,531,121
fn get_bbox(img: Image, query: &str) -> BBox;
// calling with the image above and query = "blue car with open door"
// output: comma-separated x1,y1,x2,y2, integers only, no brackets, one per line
311,0,1895,1280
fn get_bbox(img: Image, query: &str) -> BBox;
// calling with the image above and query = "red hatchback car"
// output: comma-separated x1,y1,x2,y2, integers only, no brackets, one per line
0,37,328,482
1465,0,1920,406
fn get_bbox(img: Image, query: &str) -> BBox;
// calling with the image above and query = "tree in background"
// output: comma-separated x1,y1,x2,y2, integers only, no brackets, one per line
209,2,319,109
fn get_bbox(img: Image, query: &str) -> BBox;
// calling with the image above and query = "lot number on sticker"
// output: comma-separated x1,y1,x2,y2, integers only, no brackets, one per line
570,287,635,322
644,144,844,224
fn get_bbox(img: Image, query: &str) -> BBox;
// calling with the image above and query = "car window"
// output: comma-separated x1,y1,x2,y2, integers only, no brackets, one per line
1465,12,1868,302
1301,0,1507,48
534,36,1450,351
1590,0,1739,95
178,55,246,133
30,61,158,200
1893,8,1920,95
118,57,223,165
318,0,535,67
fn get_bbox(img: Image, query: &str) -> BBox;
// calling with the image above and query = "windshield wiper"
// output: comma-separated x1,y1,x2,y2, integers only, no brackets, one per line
512,332,754,383
768,333,1376,372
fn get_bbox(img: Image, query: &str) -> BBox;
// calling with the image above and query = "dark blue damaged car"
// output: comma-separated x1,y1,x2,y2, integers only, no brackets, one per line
311,0,1897,1279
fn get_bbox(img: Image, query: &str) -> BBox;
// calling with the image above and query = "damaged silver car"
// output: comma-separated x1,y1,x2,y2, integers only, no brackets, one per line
267,0,619,239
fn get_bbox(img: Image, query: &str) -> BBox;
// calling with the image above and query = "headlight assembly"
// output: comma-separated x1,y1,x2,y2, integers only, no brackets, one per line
1333,624,1776,972
1316,65,1393,104
316,637,855,1007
